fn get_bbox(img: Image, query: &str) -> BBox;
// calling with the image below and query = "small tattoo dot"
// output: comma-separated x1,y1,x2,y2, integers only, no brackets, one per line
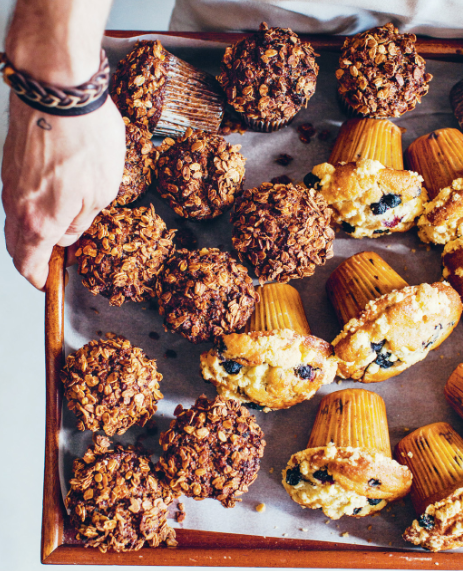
37,118,52,130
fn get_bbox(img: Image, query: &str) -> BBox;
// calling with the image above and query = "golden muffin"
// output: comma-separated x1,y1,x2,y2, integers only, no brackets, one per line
310,160,425,239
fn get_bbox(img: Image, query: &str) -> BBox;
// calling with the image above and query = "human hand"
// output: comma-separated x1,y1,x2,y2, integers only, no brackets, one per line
2,93,126,290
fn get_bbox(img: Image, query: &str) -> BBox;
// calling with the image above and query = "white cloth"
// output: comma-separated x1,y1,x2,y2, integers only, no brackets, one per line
169,0,463,37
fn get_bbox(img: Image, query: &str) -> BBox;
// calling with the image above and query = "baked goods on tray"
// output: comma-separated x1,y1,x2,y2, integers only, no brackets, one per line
111,39,224,137
61,333,163,436
327,251,462,382
76,204,175,306
231,181,334,284
200,283,337,411
309,159,426,239
405,128,463,201
155,395,265,507
155,128,246,219
65,435,177,552
336,23,432,118
397,422,463,552
156,247,257,343
282,389,412,519
62,28,463,554
217,22,318,132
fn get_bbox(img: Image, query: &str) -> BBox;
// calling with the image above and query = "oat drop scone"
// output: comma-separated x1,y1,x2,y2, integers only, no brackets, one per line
336,23,432,118
65,435,176,552
283,389,412,519
397,423,463,552
155,395,265,507
309,160,426,239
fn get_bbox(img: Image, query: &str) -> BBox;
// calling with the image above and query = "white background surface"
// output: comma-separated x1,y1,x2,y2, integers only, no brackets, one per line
0,1,400,570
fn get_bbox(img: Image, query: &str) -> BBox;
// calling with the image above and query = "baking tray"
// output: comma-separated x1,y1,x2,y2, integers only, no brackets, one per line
42,31,463,567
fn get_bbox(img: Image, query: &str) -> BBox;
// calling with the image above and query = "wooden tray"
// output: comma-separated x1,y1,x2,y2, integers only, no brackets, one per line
42,31,463,567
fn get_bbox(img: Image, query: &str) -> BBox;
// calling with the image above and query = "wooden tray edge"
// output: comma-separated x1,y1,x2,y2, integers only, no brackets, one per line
104,30,463,61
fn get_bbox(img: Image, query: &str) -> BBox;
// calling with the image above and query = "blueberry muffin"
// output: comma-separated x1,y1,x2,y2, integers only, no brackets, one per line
201,329,336,412
397,423,463,552
328,118,404,170
310,159,426,238
283,389,412,519
418,178,463,244
200,283,336,411
405,128,463,200
326,251,462,383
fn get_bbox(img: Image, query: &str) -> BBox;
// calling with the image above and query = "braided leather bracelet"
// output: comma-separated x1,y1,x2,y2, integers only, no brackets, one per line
0,49,110,116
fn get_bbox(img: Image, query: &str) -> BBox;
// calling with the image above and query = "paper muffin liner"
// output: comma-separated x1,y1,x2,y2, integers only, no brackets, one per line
245,283,311,335
307,388,392,458
329,118,404,170
396,422,463,515
404,128,463,200
445,364,463,420
325,251,409,326
152,52,225,138
242,114,293,133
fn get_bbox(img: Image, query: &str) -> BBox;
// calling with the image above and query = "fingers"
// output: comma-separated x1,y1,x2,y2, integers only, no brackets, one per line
4,216,18,259
56,206,101,247
11,231,56,290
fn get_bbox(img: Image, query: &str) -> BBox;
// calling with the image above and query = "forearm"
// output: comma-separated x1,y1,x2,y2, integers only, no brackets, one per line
5,0,113,84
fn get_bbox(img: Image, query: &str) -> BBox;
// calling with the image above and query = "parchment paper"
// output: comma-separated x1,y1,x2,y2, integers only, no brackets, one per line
61,34,463,550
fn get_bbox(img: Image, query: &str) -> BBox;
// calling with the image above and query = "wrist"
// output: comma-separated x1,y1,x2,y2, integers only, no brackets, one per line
5,0,111,85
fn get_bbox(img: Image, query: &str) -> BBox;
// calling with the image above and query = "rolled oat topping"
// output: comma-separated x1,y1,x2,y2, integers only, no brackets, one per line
156,248,258,344
231,182,334,284
76,204,175,307
155,128,246,219
217,22,318,124
62,334,163,436
155,395,266,507
113,117,157,207
336,23,432,118
111,40,168,133
65,435,177,552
